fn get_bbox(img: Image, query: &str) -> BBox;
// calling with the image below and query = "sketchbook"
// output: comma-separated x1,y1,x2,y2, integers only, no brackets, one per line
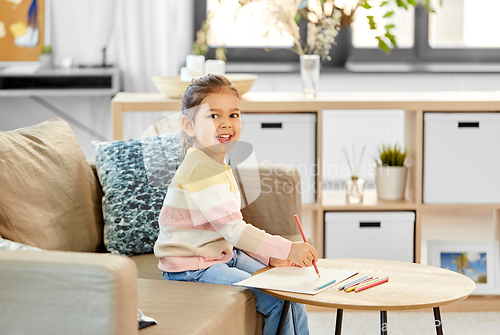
234,267,359,295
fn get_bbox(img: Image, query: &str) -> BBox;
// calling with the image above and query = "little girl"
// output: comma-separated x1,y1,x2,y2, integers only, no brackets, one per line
154,74,318,335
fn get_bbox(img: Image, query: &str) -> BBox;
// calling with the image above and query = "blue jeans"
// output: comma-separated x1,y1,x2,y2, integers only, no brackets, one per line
162,249,309,335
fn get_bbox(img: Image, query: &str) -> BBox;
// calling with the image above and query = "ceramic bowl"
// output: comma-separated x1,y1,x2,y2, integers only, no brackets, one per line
152,73,258,98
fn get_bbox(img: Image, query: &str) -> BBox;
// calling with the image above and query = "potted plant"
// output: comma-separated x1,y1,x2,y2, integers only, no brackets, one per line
39,45,53,69
374,143,408,200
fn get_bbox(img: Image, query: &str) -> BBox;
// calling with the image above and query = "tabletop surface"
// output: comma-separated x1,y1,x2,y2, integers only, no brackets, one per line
258,258,476,311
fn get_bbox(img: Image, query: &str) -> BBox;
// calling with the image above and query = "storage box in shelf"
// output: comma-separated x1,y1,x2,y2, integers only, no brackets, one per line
423,113,500,204
236,113,317,204
324,211,415,262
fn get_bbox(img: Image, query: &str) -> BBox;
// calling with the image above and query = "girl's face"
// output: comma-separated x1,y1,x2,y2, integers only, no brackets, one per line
182,90,241,163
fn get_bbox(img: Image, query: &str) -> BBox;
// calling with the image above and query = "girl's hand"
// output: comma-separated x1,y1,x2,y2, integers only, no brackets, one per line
269,257,302,268
287,242,319,267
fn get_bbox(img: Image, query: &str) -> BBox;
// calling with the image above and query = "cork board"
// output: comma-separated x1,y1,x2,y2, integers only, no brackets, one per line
0,0,45,61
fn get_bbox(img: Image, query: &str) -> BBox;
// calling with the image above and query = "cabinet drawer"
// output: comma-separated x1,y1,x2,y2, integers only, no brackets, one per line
324,212,415,262
423,113,500,204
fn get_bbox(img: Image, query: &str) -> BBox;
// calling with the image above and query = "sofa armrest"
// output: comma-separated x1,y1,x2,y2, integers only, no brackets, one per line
0,250,138,335
239,163,303,242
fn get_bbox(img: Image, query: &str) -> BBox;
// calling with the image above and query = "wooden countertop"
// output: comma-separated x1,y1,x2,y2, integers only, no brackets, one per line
112,91,500,112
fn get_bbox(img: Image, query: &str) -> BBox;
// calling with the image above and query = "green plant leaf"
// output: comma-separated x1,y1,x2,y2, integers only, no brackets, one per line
376,37,391,54
383,11,394,18
381,1,389,6
385,32,397,47
215,47,227,61
407,0,416,5
361,0,371,9
384,24,395,30
295,12,301,23
375,143,407,166
367,16,377,30
396,0,408,9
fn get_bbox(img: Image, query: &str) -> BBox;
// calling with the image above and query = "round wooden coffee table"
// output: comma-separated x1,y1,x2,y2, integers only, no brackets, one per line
258,258,475,335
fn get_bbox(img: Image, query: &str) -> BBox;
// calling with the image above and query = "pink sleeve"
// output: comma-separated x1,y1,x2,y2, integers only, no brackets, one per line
256,234,292,260
242,235,292,266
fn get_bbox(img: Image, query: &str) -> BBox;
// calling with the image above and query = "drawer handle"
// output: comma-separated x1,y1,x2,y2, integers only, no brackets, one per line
458,122,479,128
261,122,282,129
359,222,381,228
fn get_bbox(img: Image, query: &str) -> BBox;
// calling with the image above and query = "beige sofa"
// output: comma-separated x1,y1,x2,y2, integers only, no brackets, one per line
0,119,303,335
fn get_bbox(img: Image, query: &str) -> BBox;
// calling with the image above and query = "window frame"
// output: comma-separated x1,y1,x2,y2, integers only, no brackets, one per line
194,1,500,68
414,6,500,63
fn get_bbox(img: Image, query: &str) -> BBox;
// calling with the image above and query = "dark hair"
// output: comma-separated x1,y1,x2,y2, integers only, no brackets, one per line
180,74,240,155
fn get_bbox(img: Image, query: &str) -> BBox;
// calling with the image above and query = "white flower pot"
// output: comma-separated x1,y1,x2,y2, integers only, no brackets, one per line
39,54,53,69
375,166,408,200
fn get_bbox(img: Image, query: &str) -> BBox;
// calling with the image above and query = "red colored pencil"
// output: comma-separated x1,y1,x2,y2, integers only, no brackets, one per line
294,214,320,278
355,277,389,292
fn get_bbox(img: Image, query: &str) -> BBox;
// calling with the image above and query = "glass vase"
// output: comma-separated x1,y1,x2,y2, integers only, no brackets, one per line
300,55,320,98
346,174,365,204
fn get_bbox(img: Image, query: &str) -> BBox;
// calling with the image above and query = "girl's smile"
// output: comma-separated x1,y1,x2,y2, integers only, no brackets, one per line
217,133,232,143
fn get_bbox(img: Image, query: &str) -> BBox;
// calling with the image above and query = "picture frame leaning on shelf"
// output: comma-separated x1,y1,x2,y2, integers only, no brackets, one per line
427,240,500,295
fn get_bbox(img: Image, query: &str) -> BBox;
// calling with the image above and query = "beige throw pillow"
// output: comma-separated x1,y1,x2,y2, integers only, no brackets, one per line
0,118,103,251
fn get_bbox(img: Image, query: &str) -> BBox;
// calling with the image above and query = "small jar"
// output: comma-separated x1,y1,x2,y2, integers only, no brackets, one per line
346,174,364,204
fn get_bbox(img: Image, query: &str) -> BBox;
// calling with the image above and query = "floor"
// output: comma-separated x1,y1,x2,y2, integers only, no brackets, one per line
308,310,500,335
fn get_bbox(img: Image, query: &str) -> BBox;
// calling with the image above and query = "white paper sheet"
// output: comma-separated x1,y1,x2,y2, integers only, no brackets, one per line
234,267,359,295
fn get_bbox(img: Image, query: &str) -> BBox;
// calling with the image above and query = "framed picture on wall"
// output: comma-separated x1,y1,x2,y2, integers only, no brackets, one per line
427,241,500,295
0,0,46,62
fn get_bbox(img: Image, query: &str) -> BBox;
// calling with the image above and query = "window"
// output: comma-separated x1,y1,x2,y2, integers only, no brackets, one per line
195,0,300,64
352,1,414,49
206,0,295,47
429,0,500,48
194,0,500,66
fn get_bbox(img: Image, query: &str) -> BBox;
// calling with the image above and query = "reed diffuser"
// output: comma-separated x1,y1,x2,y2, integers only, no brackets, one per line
343,146,365,204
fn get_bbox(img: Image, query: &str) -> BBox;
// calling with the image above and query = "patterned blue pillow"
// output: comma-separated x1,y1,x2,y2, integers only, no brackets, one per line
93,134,182,256
0,238,44,251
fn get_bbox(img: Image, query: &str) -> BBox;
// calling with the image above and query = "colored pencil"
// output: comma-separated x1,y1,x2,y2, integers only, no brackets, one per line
343,276,375,291
339,275,369,291
345,277,379,292
355,277,389,292
314,279,336,291
294,214,320,278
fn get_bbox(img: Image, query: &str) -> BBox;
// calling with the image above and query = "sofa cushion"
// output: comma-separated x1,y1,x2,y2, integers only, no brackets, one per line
240,163,302,242
130,253,163,280
0,250,138,335
93,134,182,256
0,118,103,252
137,279,257,335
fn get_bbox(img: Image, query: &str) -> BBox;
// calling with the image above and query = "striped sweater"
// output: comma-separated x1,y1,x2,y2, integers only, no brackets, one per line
154,147,292,272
